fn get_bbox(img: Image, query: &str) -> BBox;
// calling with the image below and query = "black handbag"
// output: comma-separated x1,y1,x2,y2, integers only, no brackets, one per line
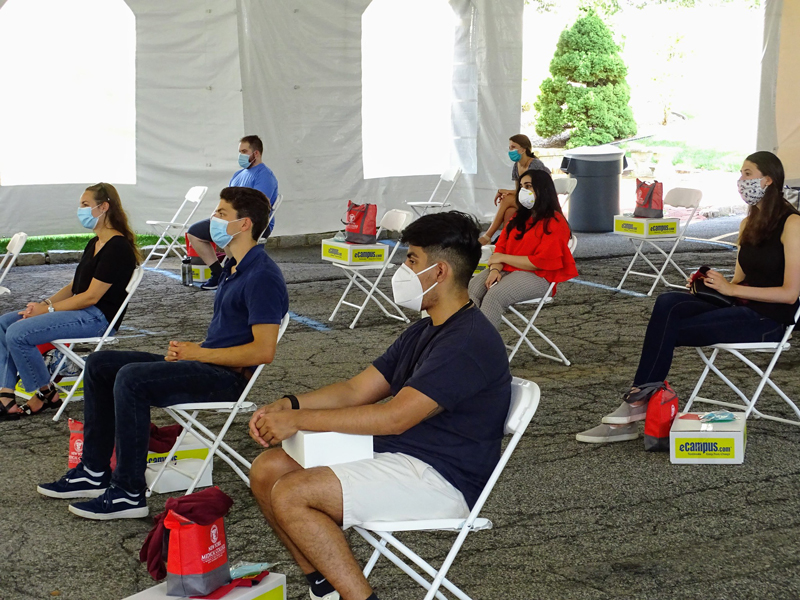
689,266,735,308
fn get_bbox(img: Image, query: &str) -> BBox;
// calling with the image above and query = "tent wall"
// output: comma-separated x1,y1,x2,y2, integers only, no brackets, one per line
0,0,245,237
238,0,524,236
0,0,523,238
758,0,800,185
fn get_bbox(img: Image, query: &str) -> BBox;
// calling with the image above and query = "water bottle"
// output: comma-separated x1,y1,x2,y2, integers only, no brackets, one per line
181,257,193,286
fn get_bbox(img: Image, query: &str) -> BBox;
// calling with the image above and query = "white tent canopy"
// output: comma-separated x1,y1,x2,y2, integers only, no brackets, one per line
0,0,525,237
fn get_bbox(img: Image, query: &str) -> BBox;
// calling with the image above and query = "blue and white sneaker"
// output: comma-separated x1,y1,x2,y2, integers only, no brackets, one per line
37,464,111,499
68,484,149,520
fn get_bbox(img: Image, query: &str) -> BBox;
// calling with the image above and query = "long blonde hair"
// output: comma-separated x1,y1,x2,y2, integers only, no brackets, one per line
85,182,140,264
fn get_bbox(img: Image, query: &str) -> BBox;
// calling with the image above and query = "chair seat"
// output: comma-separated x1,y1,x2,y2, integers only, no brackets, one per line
146,220,184,227
514,297,552,306
52,337,115,345
170,401,257,412
406,201,451,207
328,261,395,271
616,233,680,241
709,341,791,351
359,517,492,533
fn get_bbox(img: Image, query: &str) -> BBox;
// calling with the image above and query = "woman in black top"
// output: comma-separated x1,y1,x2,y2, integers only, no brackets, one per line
0,183,139,418
578,151,800,444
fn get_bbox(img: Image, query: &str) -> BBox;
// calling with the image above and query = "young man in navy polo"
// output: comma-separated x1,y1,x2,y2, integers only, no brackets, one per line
38,186,289,520
248,212,512,600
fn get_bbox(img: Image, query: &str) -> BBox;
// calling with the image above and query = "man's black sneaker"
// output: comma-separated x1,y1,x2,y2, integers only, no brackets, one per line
68,484,149,520
200,270,222,290
37,464,111,499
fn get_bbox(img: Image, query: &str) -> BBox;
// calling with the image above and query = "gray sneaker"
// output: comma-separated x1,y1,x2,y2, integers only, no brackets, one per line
576,423,639,444
602,401,648,424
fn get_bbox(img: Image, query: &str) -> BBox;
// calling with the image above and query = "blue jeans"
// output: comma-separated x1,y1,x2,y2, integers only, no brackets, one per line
0,306,109,390
80,351,248,493
633,292,787,389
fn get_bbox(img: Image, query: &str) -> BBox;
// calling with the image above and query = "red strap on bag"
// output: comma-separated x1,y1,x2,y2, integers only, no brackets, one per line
634,179,664,218
342,201,378,244
643,381,678,452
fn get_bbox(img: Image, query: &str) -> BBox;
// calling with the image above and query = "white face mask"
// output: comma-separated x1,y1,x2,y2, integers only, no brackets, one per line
518,188,535,209
737,177,767,206
391,262,439,312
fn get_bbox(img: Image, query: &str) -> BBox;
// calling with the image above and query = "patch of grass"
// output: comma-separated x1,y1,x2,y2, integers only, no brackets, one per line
0,233,179,255
620,139,743,173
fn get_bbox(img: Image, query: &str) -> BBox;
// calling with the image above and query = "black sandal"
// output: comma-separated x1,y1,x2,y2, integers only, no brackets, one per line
0,391,21,421
20,385,62,416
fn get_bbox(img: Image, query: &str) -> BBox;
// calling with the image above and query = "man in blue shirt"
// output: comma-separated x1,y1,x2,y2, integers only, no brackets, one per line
38,186,289,520
248,212,512,600
187,134,279,291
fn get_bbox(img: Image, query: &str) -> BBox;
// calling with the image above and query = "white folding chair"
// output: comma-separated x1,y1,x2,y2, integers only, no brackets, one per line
259,194,284,243
354,377,540,600
144,186,208,268
0,232,28,295
615,187,703,296
553,177,577,210
501,236,577,365
406,167,462,219
146,313,290,496
51,266,145,421
328,209,413,329
684,302,800,426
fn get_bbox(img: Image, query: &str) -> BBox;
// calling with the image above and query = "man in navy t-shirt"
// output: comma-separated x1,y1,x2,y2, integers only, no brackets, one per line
187,134,279,291
248,212,511,600
38,187,289,520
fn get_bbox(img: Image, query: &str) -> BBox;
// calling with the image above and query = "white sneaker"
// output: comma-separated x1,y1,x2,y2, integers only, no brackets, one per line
576,423,639,444
310,590,340,600
602,401,648,424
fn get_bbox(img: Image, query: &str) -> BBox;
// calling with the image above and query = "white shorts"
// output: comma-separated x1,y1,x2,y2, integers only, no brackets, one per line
328,452,470,530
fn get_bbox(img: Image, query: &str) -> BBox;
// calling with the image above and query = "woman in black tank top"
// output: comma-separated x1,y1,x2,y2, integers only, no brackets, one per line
577,151,800,445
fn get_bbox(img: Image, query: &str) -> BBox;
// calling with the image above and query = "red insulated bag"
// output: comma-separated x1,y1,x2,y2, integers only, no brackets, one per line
343,201,378,244
634,179,664,219
643,381,678,452
164,510,230,596
68,418,116,470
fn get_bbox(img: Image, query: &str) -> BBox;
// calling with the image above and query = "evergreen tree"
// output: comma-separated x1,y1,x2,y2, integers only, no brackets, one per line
534,11,637,147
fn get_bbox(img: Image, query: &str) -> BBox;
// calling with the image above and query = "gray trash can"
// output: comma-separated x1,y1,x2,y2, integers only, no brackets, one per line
560,145,628,233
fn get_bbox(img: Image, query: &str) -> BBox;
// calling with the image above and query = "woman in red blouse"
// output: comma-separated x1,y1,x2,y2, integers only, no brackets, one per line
469,169,578,329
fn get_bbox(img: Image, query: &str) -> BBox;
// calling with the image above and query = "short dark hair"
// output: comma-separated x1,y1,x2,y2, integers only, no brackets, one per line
400,211,481,288
240,135,263,155
219,186,271,241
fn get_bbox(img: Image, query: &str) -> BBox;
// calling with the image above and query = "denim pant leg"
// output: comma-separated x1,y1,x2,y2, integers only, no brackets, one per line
109,358,247,493
633,291,786,387
0,310,24,389
81,351,165,475
5,306,109,391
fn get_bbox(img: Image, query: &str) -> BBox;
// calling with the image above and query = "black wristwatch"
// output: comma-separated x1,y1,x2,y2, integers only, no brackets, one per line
283,394,300,410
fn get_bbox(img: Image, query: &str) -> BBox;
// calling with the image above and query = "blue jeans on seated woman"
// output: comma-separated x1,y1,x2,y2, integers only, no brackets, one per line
0,306,109,391
80,351,248,494
632,291,787,391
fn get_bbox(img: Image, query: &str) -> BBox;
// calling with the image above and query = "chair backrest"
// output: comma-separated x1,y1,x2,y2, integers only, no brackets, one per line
380,209,413,233
271,194,284,217
553,177,577,196
6,232,28,256
231,312,291,406
169,186,208,227
102,265,145,338
441,166,462,183
186,186,208,203
665,187,702,209
461,378,540,527
567,235,577,253
0,232,28,286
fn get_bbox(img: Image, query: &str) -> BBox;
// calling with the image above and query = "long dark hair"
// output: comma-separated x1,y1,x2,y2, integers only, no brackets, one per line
739,152,799,246
505,170,568,240
509,134,536,158
85,182,141,264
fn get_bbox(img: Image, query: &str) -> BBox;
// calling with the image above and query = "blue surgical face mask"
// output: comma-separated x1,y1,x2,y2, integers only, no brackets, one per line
210,216,244,248
509,150,522,162
77,206,102,229
238,153,252,169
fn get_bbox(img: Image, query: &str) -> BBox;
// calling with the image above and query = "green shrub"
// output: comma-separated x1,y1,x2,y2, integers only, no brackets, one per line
534,11,637,148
